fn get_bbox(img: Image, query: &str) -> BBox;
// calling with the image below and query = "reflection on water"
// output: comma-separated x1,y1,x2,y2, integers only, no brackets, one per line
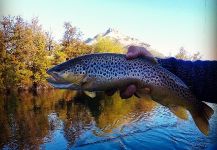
0,90,217,149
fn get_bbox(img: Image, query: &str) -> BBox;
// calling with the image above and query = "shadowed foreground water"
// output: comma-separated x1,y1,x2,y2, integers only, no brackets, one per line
0,90,217,150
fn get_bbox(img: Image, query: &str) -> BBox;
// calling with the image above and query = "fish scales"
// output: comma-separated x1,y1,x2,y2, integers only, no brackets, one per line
62,53,188,99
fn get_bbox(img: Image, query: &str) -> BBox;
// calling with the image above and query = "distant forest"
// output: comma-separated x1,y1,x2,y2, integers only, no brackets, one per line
0,16,201,93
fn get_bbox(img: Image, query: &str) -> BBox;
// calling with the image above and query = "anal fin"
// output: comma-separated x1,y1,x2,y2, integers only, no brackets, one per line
169,106,188,120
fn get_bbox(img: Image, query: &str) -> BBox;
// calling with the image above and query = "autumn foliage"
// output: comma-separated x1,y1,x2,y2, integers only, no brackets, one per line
0,16,94,92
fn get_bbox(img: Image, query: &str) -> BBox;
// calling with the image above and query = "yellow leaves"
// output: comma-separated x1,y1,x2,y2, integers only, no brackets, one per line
53,49,67,64
0,50,18,90
61,41,93,60
16,67,33,87
94,37,125,53
0,16,53,91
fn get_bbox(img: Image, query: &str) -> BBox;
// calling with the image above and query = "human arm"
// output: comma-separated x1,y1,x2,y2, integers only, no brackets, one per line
107,46,217,103
158,57,217,103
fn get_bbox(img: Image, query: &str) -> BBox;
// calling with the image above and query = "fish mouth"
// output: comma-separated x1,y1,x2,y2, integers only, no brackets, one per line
46,71,81,90
47,77,73,89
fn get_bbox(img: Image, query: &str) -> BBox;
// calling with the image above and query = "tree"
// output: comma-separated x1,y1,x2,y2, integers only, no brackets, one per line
62,22,81,59
45,31,54,51
175,47,189,60
0,16,52,91
62,22,82,47
28,18,51,88
61,22,93,59
191,52,202,60
0,16,26,90
94,36,124,53
12,16,34,88
175,47,202,60
0,29,17,91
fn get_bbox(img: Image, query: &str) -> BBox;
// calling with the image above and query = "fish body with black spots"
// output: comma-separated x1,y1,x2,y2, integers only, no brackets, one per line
47,53,214,135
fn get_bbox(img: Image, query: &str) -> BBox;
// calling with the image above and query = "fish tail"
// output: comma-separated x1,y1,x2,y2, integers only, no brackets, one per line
189,102,214,135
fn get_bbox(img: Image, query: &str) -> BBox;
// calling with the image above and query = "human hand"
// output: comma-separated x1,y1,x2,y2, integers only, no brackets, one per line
126,45,154,60
106,45,153,99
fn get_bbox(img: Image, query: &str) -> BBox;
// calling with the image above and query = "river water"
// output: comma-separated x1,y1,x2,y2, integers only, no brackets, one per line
0,90,217,150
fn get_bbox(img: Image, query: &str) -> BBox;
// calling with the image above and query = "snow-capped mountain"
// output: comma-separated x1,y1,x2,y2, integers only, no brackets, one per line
85,28,150,48
85,28,164,57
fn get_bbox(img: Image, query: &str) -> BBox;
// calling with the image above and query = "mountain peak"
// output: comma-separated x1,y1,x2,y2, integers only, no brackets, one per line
103,28,121,37
105,28,119,34
86,28,150,48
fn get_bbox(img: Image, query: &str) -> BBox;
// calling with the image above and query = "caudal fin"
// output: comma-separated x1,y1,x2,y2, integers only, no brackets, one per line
190,102,214,135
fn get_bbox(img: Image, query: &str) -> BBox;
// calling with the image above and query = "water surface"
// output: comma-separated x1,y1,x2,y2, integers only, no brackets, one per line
0,90,217,149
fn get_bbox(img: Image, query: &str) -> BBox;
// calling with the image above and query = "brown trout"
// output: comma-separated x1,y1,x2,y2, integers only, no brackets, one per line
47,53,214,135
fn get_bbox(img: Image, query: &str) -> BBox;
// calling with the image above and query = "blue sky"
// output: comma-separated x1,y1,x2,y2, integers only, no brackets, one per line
1,0,216,59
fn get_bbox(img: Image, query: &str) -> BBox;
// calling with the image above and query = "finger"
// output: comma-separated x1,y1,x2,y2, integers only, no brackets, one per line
126,51,139,60
127,46,153,60
105,89,116,96
120,84,137,99
126,46,140,59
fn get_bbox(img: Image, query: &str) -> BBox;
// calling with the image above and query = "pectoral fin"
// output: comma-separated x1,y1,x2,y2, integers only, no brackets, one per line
169,106,188,120
63,74,86,85
84,91,96,98
81,76,97,89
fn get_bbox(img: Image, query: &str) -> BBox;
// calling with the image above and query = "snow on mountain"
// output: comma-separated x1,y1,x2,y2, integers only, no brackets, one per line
85,28,150,48
85,28,164,57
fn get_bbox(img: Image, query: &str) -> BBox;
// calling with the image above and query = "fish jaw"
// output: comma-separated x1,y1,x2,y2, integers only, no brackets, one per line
46,76,81,90
46,70,82,90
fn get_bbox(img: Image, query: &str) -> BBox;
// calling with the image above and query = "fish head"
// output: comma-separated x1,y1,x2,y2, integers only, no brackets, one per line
46,58,87,89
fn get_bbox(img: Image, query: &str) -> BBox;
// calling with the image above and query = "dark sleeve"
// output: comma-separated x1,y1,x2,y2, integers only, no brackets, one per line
157,57,217,103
